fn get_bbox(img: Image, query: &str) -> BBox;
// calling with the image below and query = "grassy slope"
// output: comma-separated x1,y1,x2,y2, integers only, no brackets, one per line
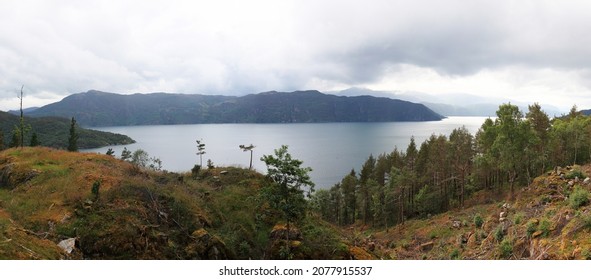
4,147,588,260
0,147,352,259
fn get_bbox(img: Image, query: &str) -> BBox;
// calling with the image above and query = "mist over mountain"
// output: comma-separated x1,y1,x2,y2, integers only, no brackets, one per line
27,90,443,126
332,87,564,117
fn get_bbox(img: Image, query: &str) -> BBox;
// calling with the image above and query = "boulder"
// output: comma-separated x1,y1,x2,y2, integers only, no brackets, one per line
584,177,590,184
57,238,76,254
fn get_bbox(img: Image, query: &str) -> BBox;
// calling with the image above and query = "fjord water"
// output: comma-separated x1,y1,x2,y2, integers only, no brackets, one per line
83,117,487,189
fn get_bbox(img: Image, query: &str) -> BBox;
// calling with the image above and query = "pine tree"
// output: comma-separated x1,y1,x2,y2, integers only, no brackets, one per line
67,117,79,152
29,132,40,147
121,147,132,161
196,139,206,167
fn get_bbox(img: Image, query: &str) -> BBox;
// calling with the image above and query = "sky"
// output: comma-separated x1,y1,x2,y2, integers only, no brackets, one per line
1,0,591,112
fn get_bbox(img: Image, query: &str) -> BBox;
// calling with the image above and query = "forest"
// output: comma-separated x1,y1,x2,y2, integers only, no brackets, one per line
311,103,591,228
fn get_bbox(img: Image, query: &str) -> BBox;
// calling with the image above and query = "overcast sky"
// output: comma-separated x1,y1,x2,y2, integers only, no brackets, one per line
1,0,591,111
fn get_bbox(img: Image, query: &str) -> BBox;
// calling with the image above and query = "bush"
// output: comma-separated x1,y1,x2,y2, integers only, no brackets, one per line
565,169,585,180
539,219,551,238
474,214,484,228
91,180,101,200
191,164,201,176
513,213,524,225
499,239,513,259
526,220,537,237
450,248,460,260
494,226,504,241
581,214,591,230
569,186,589,209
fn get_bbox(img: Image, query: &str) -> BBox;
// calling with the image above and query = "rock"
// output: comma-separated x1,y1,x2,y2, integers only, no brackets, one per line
57,238,76,254
502,203,510,209
584,177,590,184
568,180,575,187
452,220,462,228
500,212,507,218
499,217,506,222
220,170,228,175
575,176,580,183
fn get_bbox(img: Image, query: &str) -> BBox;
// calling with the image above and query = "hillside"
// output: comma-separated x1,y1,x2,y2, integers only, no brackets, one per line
27,90,443,126
355,165,591,260
2,148,591,259
0,147,357,259
0,111,134,149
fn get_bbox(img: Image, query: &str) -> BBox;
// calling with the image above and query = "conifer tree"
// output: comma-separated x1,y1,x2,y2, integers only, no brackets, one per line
67,117,79,152
29,132,40,147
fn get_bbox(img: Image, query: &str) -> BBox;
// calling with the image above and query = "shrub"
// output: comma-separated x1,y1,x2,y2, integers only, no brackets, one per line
91,180,101,200
474,214,484,228
494,226,504,241
499,239,513,259
191,164,201,176
539,219,551,238
513,213,524,225
569,186,589,209
526,220,537,237
581,214,591,230
565,169,585,180
450,248,460,260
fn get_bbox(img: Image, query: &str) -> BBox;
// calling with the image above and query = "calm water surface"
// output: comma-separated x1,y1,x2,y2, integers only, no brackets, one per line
83,117,488,189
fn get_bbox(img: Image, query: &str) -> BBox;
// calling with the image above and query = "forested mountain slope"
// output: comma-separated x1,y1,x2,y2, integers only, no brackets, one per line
28,90,443,126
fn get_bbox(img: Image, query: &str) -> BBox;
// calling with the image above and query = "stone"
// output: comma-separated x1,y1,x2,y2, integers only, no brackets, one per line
220,170,228,175
584,177,590,184
57,238,76,254
452,220,461,228
568,180,575,186
500,212,507,218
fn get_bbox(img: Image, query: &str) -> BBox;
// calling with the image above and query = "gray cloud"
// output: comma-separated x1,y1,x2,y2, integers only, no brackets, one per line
2,0,591,110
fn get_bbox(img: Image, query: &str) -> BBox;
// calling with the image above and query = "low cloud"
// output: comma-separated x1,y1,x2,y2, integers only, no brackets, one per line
2,0,591,110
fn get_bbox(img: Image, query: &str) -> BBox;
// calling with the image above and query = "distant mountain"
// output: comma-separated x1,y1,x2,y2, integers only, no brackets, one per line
28,90,443,126
580,109,591,116
332,87,564,117
0,111,134,149
8,107,39,115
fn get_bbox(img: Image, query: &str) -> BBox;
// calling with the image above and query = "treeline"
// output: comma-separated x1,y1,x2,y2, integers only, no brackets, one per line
0,111,134,150
311,103,591,227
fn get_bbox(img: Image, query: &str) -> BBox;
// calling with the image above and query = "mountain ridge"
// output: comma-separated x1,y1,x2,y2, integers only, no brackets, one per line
28,90,443,126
